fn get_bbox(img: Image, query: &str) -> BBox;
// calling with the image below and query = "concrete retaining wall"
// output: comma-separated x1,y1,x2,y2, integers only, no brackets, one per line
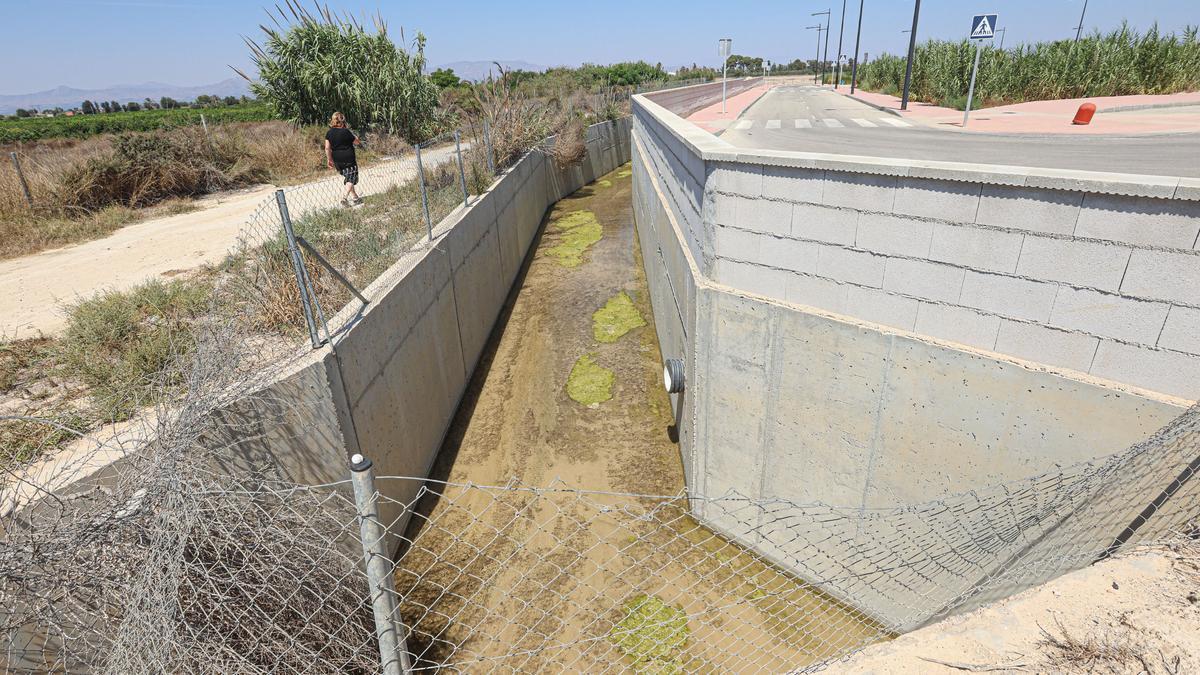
207,118,632,527
631,85,1197,627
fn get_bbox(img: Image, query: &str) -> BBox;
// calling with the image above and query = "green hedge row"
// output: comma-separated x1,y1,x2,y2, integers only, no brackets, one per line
0,104,275,143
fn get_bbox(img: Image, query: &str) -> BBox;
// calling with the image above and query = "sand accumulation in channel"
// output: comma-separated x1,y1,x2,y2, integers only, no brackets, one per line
393,162,884,672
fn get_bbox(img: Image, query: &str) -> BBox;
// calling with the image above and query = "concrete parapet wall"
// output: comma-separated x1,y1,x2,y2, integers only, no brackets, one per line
642,78,764,117
630,93,1196,627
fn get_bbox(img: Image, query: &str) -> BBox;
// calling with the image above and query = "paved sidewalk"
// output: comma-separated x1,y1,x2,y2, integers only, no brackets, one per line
686,84,773,132
847,89,1200,135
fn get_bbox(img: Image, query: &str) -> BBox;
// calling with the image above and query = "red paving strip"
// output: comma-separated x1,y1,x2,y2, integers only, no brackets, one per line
847,89,1200,135
687,85,773,132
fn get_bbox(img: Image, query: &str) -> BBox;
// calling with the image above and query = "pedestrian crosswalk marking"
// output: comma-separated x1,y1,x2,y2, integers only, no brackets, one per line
794,119,812,128
765,119,781,129
733,120,753,130
821,118,844,128
851,118,877,127
879,117,912,127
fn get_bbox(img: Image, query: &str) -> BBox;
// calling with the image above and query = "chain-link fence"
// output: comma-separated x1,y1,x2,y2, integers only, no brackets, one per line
3,397,1198,672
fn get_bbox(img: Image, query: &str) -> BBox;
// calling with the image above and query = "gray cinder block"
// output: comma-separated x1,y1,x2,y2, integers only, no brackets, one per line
959,270,1058,322
914,302,1000,350
975,185,1082,236
1158,305,1200,356
1049,286,1170,346
1015,235,1131,292
994,320,1099,373
1120,248,1200,307
1075,193,1200,249
816,245,886,288
882,257,965,303
929,223,1024,273
855,212,935,258
894,177,981,223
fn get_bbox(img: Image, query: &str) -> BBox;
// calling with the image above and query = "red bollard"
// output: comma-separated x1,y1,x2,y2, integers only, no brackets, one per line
1072,102,1096,125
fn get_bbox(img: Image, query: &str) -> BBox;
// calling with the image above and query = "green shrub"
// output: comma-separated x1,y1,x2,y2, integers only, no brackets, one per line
0,104,272,143
244,2,438,142
59,278,210,420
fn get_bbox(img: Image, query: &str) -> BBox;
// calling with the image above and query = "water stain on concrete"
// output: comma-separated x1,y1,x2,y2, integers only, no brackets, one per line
593,291,646,343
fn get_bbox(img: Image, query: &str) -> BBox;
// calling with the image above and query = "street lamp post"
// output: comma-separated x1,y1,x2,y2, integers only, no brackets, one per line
719,38,732,113
834,0,847,88
849,0,865,93
996,27,1007,50
812,10,831,85
806,25,823,86
1073,0,1089,43
900,0,922,110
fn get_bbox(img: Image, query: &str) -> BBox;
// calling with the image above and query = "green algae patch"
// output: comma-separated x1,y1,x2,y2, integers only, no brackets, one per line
617,169,632,178
566,354,614,405
596,178,613,188
593,292,646,343
608,594,689,673
546,209,602,268
553,209,597,231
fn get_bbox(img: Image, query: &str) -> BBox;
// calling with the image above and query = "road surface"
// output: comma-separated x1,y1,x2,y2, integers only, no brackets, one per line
718,85,1200,177
0,145,459,338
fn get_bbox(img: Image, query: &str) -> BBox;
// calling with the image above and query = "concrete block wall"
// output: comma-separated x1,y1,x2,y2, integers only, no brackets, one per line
631,89,1199,628
708,161,1200,401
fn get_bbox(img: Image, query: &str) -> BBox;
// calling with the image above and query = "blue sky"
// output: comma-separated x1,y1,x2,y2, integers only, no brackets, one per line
0,0,1196,93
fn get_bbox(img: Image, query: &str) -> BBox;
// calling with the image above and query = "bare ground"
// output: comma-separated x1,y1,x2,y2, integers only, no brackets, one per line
826,538,1200,674
391,164,885,672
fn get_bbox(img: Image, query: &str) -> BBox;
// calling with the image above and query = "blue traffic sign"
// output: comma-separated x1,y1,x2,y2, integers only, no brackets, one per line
970,14,998,40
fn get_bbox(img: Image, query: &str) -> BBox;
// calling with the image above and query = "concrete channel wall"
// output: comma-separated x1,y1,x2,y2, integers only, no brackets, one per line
206,119,632,529
633,85,1196,627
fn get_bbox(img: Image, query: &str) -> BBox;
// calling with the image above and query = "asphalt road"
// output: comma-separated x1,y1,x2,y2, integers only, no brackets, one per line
718,85,1200,178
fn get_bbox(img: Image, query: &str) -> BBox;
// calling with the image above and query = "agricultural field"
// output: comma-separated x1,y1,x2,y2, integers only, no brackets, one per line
857,25,1200,109
0,104,274,143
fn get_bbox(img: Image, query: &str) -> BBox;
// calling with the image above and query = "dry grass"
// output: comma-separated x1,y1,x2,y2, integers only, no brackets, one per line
0,120,400,261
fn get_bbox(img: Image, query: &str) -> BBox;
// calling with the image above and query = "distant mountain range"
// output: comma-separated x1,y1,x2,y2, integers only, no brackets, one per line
1,63,551,114
434,60,547,82
0,77,252,114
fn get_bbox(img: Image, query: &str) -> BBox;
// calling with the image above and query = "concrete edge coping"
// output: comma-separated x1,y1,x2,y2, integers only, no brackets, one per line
632,94,1198,201
630,128,1195,411
843,92,905,118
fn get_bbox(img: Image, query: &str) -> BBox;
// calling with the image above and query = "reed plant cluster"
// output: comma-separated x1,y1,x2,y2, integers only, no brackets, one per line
858,25,1200,109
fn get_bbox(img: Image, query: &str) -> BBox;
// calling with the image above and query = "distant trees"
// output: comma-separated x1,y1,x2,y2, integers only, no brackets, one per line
81,100,96,114
125,101,141,112
14,108,35,118
160,97,181,109
430,67,461,89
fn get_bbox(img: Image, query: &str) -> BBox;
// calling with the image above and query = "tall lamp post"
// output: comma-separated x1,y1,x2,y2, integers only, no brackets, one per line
1073,0,1089,43
996,27,1007,50
900,0,922,110
806,25,823,85
849,0,865,93
834,0,848,88
719,38,732,113
812,9,831,85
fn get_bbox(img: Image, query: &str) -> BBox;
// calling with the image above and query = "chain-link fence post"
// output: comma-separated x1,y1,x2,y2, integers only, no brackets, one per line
454,130,469,208
350,454,413,675
9,152,33,208
414,144,433,241
275,189,321,348
482,119,496,176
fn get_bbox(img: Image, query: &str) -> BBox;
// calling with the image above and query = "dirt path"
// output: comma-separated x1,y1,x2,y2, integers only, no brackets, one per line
393,164,884,672
0,146,458,338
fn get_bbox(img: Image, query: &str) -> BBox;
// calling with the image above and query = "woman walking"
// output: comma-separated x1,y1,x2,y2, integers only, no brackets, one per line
325,112,362,207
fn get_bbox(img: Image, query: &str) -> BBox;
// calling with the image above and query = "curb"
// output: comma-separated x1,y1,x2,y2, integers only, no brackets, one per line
1098,100,1200,113
842,92,906,118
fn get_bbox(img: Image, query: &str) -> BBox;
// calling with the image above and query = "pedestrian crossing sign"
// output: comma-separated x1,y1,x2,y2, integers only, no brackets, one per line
970,14,997,40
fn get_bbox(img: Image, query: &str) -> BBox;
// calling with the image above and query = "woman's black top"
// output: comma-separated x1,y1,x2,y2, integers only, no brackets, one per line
326,127,357,166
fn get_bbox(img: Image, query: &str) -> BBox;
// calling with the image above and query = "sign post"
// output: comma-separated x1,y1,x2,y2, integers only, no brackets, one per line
719,38,732,113
963,13,997,127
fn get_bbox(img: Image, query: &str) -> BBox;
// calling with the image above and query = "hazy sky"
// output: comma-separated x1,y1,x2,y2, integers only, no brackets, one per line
1,0,1196,93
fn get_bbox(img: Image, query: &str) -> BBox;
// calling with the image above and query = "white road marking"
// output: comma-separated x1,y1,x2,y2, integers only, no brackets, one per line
851,118,877,127
794,119,812,128
765,119,782,129
821,118,844,128
879,117,912,127
734,120,753,130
